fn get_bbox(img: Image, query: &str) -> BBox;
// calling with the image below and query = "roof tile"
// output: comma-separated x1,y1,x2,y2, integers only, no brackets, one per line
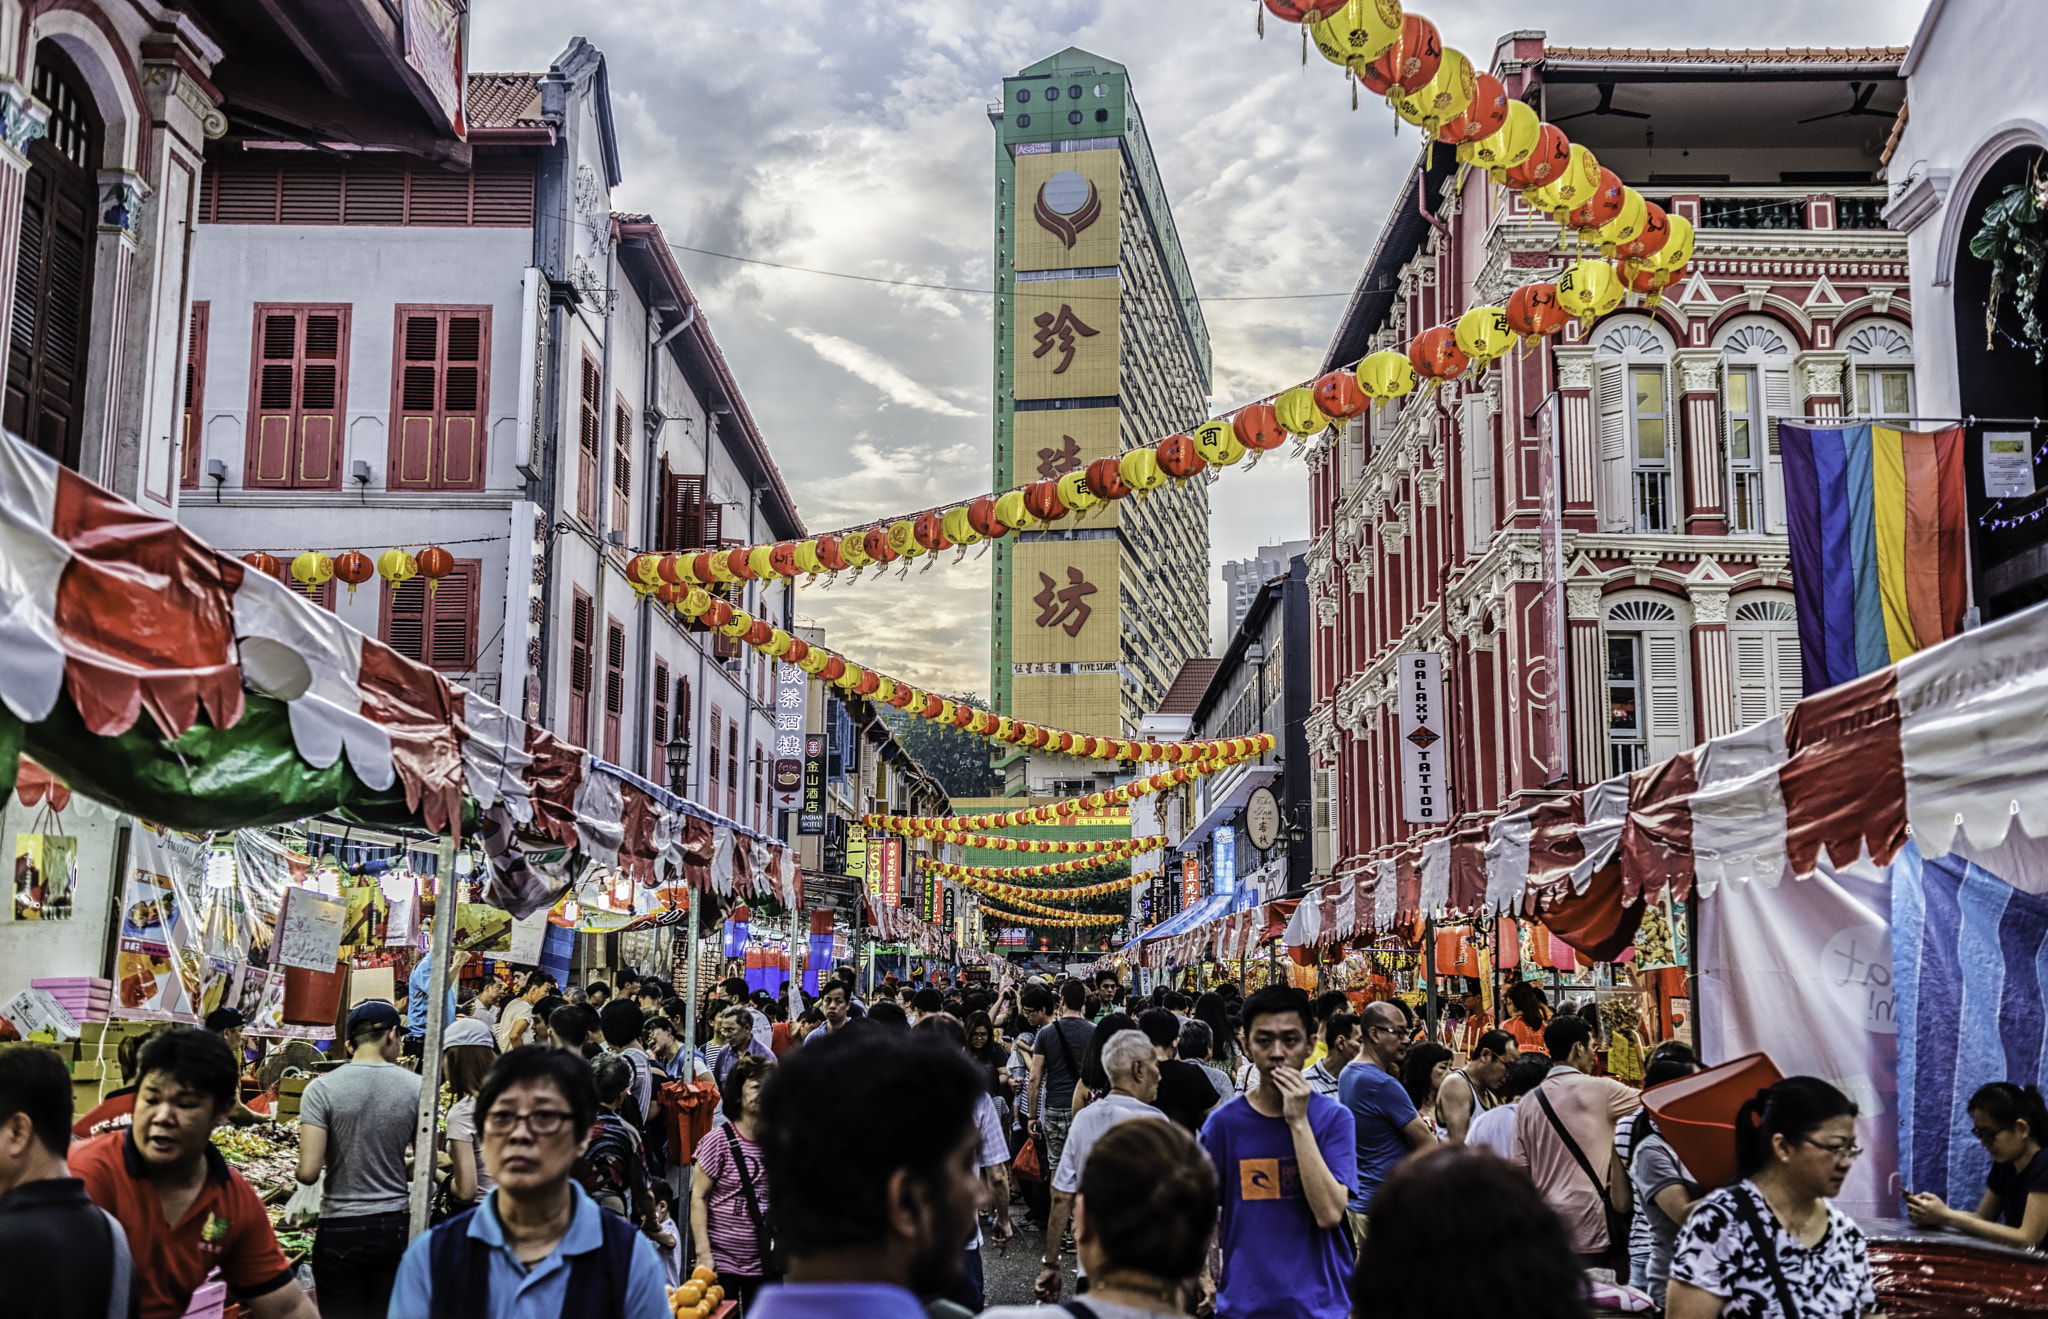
1155,659,1222,716
1545,46,1907,64
467,73,545,129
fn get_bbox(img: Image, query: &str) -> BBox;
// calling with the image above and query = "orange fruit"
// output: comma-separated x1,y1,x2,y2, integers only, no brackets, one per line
692,1266,717,1284
704,1285,724,1306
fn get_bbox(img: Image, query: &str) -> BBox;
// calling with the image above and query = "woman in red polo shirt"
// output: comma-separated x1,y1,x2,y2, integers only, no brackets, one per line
75,1028,319,1319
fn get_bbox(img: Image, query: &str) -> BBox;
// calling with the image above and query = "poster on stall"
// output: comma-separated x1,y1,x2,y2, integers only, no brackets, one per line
456,903,513,953
199,956,238,1018
274,886,347,972
2,986,80,1040
342,883,389,948
508,909,548,965
13,832,77,921
115,829,208,1020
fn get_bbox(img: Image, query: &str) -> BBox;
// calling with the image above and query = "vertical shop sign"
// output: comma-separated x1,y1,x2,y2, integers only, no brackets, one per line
1537,392,1568,783
799,734,826,834
884,838,902,908
1214,826,1236,896
1398,650,1449,823
773,665,807,809
1181,855,1200,910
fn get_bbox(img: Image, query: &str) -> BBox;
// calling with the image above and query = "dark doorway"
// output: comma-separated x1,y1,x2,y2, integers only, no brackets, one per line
5,44,101,469
1955,147,2048,619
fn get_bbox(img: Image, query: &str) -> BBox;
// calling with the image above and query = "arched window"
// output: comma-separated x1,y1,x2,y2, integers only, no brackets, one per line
1604,595,1690,775
1591,318,1674,533
1717,318,1796,535
1846,321,1914,421
1729,596,1802,728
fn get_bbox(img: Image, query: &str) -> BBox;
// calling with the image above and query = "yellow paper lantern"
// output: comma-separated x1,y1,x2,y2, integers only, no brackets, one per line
1596,188,1649,255
1273,386,1326,437
1467,99,1540,175
839,533,874,569
747,544,779,579
835,662,864,690
767,629,794,657
718,609,754,639
1533,143,1602,213
1654,212,1696,272
938,699,956,724
1191,419,1246,467
993,489,1039,531
941,506,982,547
678,586,712,617
375,548,417,587
1453,304,1515,366
291,551,334,590
1394,47,1475,134
1356,349,1417,401
1310,0,1402,67
1557,258,1625,322
793,540,825,574
1118,447,1166,493
886,519,924,558
798,644,829,675
1055,469,1098,514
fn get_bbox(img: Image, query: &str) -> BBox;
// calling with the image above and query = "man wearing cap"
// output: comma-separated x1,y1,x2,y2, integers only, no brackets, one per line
293,1001,422,1319
203,1008,264,1126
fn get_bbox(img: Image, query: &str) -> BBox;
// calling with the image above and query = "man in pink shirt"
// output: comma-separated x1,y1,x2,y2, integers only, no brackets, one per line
1513,1013,1640,1266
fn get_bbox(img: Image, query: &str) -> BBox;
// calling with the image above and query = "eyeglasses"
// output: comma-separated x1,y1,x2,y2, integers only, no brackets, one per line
482,1108,576,1136
1973,1124,2012,1145
1367,1025,1401,1038
1799,1138,1864,1162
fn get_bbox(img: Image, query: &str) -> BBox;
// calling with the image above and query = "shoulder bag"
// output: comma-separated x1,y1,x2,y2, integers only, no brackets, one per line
724,1124,784,1283
1532,1083,1631,1263
1730,1183,1814,1319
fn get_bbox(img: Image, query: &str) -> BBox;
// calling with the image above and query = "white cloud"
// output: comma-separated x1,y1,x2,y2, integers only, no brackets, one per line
787,328,977,417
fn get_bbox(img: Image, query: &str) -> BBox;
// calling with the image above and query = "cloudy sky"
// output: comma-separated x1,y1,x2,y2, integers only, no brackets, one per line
475,0,1923,700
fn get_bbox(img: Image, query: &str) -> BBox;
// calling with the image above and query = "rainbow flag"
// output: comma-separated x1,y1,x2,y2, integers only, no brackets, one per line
1780,422,1968,695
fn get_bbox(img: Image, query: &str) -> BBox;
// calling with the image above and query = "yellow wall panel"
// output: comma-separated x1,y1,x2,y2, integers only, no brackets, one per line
1011,539,1121,663
1014,279,1120,399
1013,406,1118,481
1015,149,1122,272
1011,673,1122,732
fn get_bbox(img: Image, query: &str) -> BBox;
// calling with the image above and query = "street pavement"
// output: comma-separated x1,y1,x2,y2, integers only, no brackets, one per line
980,1202,1079,1307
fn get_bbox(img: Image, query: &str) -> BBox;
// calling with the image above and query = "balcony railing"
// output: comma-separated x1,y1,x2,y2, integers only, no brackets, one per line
1698,196,1807,230
1610,740,1647,777
1729,470,1766,534
1634,470,1673,533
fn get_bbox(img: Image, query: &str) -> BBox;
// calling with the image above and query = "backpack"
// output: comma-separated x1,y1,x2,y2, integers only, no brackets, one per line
428,1202,640,1319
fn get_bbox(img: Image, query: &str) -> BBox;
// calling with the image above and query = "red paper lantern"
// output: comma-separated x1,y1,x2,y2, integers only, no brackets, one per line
693,551,723,582
1023,479,1068,522
813,533,848,572
745,619,774,647
1566,169,1627,234
1616,202,1672,263
241,551,280,578
1310,371,1368,422
1233,402,1288,451
887,684,914,709
1504,283,1568,339
1263,0,1345,20
921,695,944,718
1438,72,1508,144
702,598,734,629
1084,456,1132,501
769,541,799,576
332,551,375,601
724,545,757,580
416,546,454,596
1408,326,1470,380
1504,124,1571,193
1361,14,1441,97
913,512,951,553
1156,433,1207,480
654,582,684,608
656,554,686,585
967,495,1010,540
854,672,880,696
785,637,809,665
952,704,976,728
821,656,846,683
863,527,897,564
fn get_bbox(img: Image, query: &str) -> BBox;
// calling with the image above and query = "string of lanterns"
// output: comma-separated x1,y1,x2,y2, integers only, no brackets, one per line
242,546,459,603
930,850,1146,880
863,818,1165,855
973,896,1127,928
949,868,1150,903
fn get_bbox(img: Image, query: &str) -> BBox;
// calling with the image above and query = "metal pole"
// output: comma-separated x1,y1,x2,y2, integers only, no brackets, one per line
1422,916,1440,1044
681,886,702,1069
407,830,459,1241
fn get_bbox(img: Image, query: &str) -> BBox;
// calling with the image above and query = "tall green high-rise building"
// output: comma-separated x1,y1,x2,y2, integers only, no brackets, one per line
987,48,1212,797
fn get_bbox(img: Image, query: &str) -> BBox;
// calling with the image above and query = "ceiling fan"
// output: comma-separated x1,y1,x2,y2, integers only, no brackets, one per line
1798,82,1891,123
1552,82,1651,123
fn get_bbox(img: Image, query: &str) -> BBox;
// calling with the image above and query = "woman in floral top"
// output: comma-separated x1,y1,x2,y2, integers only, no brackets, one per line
1667,1077,1878,1319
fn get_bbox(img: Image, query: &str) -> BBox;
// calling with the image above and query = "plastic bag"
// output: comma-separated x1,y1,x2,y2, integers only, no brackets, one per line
282,1172,323,1227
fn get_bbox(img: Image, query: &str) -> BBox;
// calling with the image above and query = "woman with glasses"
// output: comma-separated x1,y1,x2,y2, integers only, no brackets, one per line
1665,1077,1878,1319
1905,1081,2048,1250
389,1046,670,1319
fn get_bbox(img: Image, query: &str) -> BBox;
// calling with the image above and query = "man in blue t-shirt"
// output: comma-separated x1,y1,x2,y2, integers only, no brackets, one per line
1199,986,1355,1319
1339,1000,1438,1242
404,949,466,1054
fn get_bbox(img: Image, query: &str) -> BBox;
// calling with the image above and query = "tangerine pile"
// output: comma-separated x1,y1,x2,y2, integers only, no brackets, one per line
666,1267,725,1317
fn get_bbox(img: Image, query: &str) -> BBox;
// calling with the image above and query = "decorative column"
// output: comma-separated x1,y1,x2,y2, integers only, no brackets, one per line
1555,347,1597,518
1674,349,1726,535
1567,582,1607,788
1798,352,1849,421
1685,562,1736,743
0,78,48,365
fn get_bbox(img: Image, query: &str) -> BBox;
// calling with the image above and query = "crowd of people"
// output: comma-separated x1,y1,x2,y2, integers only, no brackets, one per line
2,961,2045,1319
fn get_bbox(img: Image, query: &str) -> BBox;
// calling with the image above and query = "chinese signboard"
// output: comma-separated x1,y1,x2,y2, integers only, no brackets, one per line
799,734,826,835
1398,650,1449,823
1214,826,1236,895
773,664,807,810
884,838,902,908
1181,855,1200,910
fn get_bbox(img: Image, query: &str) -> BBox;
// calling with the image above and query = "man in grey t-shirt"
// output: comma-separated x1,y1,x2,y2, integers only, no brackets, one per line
295,1000,423,1319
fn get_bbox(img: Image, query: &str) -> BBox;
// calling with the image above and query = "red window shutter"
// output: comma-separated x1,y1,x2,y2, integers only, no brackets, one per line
703,503,722,548
577,355,600,524
391,306,490,491
406,168,470,225
279,163,344,224
244,304,348,489
652,661,670,747
728,723,740,804
470,157,536,226
603,617,625,762
257,555,334,611
568,590,594,741
383,577,430,661
343,161,406,224
211,165,281,223
612,398,632,533
675,678,691,757
180,302,208,489
670,473,705,551
709,709,724,812
427,561,480,670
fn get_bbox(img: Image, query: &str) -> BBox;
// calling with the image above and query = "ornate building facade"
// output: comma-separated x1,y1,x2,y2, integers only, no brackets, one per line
1304,37,1914,883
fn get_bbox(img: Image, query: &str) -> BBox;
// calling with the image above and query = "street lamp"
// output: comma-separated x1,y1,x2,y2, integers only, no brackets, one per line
664,734,691,796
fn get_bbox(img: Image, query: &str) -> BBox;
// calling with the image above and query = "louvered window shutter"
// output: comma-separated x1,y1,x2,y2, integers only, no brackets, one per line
655,456,673,551
703,502,722,549
427,563,478,670
1462,396,1493,555
249,311,300,486
1762,365,1793,533
385,578,429,663
392,309,488,491
577,357,600,524
1595,361,1629,532
246,306,348,489
568,592,594,740
297,312,342,485
1643,628,1688,763
180,303,208,489
709,710,724,813
1773,628,1803,716
653,661,670,747
603,618,625,762
612,399,632,533
1731,629,1773,729
442,313,484,487
394,313,440,486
